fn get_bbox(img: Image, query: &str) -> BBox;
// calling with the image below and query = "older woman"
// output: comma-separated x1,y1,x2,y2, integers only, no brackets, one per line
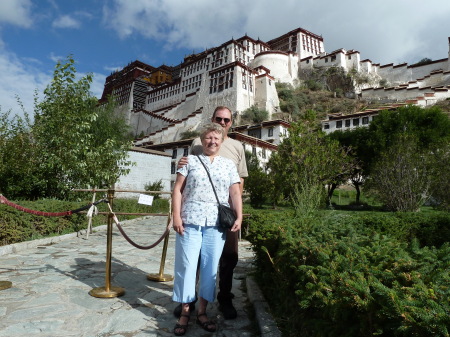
171,123,242,335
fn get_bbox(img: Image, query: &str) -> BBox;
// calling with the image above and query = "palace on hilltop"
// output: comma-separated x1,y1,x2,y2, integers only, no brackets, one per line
101,28,450,188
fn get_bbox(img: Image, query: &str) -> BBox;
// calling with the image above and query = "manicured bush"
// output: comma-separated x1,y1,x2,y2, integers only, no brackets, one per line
244,210,450,337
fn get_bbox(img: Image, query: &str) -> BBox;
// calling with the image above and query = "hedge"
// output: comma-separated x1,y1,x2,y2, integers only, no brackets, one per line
244,210,450,337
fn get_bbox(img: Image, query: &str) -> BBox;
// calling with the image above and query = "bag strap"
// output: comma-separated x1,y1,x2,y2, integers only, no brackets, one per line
196,155,221,205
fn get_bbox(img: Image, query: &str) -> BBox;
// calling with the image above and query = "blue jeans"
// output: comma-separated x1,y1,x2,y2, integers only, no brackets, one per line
172,224,226,303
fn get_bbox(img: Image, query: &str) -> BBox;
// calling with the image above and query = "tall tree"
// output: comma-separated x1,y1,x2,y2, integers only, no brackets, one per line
268,114,354,215
32,56,133,199
330,105,450,209
0,108,43,199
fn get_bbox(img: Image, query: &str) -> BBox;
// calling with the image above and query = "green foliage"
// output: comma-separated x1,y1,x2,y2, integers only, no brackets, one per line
329,105,450,209
367,135,433,211
410,58,433,67
179,130,200,139
379,78,388,87
240,105,269,124
348,67,370,89
244,210,450,337
0,108,42,199
144,179,164,199
267,117,354,214
430,143,450,210
275,80,366,122
244,151,271,208
304,79,324,91
30,55,134,199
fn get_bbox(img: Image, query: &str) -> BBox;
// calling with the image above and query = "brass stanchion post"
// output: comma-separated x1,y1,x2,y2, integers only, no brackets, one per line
89,188,125,298
147,213,174,282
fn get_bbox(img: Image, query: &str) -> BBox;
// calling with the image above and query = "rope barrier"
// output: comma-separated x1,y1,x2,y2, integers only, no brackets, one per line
0,193,170,251
106,202,170,250
0,194,108,217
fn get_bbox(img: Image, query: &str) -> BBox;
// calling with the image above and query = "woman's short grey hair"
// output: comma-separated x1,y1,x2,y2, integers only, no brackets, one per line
200,123,225,140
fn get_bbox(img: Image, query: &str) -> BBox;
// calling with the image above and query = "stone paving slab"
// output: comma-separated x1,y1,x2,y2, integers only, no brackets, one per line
0,216,271,337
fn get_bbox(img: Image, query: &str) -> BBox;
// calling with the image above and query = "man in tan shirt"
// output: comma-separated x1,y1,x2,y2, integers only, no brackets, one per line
174,106,248,320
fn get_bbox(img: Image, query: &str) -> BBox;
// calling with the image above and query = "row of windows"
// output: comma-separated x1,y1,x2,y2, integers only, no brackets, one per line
148,86,181,103
323,116,372,129
242,70,253,92
302,35,321,54
209,68,234,93
182,58,210,77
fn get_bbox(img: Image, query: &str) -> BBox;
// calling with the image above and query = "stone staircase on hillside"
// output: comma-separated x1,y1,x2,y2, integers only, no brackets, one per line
134,107,203,146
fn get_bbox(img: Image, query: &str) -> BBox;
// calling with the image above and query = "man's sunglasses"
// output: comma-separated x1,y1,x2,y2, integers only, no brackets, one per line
215,117,231,124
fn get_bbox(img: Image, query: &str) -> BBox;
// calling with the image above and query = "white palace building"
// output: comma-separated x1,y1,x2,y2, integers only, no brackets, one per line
102,27,450,189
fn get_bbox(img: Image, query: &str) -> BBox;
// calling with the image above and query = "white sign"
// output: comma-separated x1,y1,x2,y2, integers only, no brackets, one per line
138,194,154,206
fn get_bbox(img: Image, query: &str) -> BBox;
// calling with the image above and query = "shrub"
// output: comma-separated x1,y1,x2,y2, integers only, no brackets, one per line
245,210,450,337
179,130,199,140
144,179,164,199
240,105,269,124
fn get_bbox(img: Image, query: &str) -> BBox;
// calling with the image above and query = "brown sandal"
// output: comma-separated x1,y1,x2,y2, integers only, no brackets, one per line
174,314,190,336
196,312,216,332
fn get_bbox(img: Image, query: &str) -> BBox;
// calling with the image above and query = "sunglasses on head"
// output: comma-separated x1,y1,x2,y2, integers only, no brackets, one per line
215,117,231,124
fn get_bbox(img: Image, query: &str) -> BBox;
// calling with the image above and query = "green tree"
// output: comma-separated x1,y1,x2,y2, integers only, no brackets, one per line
367,135,432,211
244,151,270,208
240,105,269,124
144,179,164,199
32,56,133,199
330,105,450,209
327,127,370,204
430,142,450,210
0,108,43,199
268,113,353,215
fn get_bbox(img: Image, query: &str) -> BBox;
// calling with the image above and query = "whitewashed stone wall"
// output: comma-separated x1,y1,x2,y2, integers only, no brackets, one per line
115,148,172,198
251,52,299,86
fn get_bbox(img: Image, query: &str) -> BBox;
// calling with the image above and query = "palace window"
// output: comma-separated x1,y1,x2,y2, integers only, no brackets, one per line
268,127,274,137
183,148,189,156
172,149,177,159
353,119,360,126
362,117,369,125
171,162,176,174
345,119,351,127
336,120,342,128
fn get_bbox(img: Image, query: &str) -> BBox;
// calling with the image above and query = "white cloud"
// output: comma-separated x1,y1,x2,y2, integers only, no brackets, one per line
0,51,107,120
90,72,106,99
52,14,81,29
0,50,50,119
104,65,123,72
103,0,450,65
103,0,246,50
0,0,33,28
49,52,66,64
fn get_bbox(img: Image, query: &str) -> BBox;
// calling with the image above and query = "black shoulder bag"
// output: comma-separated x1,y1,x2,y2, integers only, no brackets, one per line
196,155,236,230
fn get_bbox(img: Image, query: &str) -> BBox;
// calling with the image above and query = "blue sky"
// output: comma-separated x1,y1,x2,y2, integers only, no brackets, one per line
1,0,450,119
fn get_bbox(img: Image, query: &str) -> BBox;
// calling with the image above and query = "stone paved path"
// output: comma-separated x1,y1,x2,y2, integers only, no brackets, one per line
0,216,261,337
